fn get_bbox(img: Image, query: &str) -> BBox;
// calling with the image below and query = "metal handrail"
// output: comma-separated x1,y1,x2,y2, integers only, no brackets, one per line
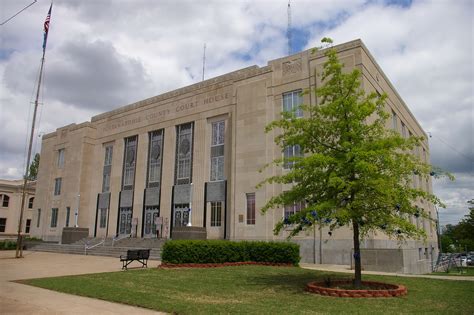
84,237,106,255
112,234,130,247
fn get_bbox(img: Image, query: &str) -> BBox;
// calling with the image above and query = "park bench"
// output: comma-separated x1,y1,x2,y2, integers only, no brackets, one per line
120,249,150,270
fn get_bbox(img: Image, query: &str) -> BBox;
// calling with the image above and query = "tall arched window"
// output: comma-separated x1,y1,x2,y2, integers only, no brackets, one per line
0,194,9,208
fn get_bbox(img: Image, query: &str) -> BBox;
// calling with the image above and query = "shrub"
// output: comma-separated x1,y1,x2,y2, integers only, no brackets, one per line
161,240,300,265
0,240,17,250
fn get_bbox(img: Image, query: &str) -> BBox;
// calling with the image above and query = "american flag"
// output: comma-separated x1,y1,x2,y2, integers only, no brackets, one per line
42,4,52,52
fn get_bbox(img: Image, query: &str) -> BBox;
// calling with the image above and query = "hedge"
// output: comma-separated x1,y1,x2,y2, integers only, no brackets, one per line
161,240,300,265
0,240,17,250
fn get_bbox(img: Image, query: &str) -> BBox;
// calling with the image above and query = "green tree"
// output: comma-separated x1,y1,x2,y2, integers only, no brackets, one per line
27,153,40,180
442,204,474,252
259,39,451,287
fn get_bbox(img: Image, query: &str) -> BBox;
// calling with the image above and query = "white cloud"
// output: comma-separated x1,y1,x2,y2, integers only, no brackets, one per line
0,0,472,225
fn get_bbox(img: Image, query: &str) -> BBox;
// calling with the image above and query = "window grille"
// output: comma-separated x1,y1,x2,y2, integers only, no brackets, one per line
122,136,137,190
50,208,58,228
210,121,225,181
1,194,10,207
147,130,164,188
37,209,41,227
102,145,113,192
283,90,303,118
175,123,193,185
65,207,70,227
284,201,304,219
0,218,6,232
211,201,222,227
54,178,62,196
246,193,256,225
283,144,301,169
57,149,65,168
391,110,398,130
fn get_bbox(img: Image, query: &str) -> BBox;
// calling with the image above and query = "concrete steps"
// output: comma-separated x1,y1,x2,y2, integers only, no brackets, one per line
29,238,165,260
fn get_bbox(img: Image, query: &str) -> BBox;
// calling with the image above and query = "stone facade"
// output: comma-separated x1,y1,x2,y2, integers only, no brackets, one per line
30,40,438,274
0,179,35,238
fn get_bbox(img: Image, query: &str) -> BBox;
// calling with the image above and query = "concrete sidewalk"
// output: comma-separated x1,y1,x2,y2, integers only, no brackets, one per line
300,263,474,281
0,250,165,314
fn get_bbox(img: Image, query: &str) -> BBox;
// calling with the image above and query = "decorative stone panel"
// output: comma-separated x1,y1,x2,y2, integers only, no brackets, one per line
98,192,110,209
206,181,226,202
145,186,160,206
173,184,191,204
120,190,134,207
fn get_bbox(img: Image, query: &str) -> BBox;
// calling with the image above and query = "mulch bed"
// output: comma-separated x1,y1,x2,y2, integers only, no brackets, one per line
306,280,407,298
159,261,294,268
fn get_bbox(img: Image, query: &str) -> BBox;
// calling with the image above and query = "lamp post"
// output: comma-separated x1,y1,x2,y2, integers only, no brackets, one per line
75,194,80,227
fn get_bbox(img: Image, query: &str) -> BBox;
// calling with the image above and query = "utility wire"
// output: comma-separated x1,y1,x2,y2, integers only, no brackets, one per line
428,132,473,162
0,1,37,26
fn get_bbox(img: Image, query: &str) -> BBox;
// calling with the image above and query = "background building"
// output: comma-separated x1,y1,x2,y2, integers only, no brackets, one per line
30,40,437,273
0,179,35,238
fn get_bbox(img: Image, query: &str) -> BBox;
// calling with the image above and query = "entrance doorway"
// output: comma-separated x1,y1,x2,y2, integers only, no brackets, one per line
174,204,189,227
144,206,159,237
118,207,132,235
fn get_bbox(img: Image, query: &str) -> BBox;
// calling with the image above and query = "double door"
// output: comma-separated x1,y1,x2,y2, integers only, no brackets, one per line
143,206,160,237
174,204,189,227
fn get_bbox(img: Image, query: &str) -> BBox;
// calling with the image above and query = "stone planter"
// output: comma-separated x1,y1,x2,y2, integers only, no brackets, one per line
306,280,407,298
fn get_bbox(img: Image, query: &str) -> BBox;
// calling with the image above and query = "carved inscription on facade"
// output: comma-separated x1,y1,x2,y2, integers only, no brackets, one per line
102,91,230,132
282,59,302,76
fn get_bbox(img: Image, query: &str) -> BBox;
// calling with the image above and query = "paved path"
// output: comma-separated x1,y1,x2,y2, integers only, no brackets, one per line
300,263,474,281
0,250,165,314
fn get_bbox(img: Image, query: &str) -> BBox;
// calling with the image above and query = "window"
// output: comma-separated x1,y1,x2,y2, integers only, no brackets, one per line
54,178,62,195
102,145,113,192
147,130,164,187
37,209,41,227
175,123,194,185
210,201,222,227
418,248,423,260
57,149,65,168
284,201,304,220
0,194,9,207
283,144,301,169
122,136,137,190
50,208,58,228
283,90,303,118
25,219,31,233
246,193,255,225
0,218,6,232
28,197,34,209
429,214,433,234
65,207,70,227
391,110,398,130
100,208,107,228
210,121,225,181
401,122,407,138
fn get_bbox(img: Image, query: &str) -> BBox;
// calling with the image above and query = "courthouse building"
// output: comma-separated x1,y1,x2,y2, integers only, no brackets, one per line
30,40,437,273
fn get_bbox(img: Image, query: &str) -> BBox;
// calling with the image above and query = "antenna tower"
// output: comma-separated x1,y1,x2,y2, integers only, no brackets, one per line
202,43,206,81
287,0,292,55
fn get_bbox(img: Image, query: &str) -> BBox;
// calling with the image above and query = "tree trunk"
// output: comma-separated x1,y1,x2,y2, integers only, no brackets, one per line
352,221,362,288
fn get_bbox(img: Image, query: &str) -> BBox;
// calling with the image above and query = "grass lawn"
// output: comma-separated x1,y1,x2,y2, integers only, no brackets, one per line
432,266,474,277
23,266,474,314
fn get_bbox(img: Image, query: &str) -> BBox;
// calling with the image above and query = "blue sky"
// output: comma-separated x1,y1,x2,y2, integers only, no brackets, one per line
0,0,472,226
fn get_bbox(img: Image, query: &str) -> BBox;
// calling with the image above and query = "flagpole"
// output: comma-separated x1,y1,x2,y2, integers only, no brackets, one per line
15,3,52,258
